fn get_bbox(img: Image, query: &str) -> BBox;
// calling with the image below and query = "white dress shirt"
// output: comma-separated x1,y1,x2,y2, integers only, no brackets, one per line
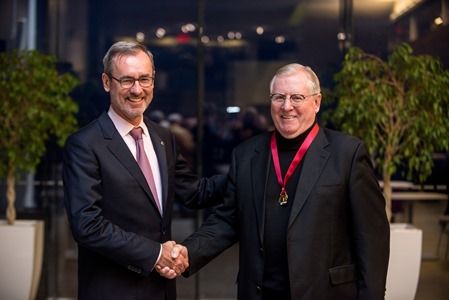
108,107,163,213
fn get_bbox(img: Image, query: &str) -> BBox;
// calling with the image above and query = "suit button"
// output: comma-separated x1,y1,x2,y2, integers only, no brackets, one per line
256,285,262,293
259,247,264,254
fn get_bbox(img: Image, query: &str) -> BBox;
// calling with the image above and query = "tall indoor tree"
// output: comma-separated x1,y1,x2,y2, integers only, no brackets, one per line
332,43,449,220
0,50,78,225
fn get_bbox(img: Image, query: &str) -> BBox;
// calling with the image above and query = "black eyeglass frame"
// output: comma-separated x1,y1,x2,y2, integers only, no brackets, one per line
109,74,155,88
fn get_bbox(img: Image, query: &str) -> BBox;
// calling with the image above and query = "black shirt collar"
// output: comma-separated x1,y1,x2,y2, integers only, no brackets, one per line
275,121,316,151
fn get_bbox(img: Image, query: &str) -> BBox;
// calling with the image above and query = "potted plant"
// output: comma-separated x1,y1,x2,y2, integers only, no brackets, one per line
331,43,449,300
0,50,78,299
332,43,449,220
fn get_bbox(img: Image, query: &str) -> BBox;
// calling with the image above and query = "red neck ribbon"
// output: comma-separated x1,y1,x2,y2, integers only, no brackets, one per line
270,123,320,204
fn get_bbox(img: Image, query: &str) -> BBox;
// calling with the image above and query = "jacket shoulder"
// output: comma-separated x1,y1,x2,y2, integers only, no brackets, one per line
144,118,172,140
66,116,104,147
233,132,271,155
322,128,363,150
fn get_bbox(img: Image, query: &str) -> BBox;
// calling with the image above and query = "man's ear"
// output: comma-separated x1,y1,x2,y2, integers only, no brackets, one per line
102,73,111,92
314,93,322,113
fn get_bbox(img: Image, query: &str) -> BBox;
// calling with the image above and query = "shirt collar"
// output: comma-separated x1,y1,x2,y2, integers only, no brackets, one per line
107,106,150,138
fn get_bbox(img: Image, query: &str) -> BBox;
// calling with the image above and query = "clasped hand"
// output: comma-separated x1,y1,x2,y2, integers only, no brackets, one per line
155,241,188,279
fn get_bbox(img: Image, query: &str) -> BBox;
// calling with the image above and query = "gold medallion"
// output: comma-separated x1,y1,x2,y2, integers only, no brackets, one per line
278,188,288,205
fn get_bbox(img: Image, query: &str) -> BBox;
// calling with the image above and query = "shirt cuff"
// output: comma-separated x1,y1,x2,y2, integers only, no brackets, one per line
153,244,163,270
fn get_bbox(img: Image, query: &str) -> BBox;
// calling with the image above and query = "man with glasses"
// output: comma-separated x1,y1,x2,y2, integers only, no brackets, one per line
163,63,390,299
63,41,224,300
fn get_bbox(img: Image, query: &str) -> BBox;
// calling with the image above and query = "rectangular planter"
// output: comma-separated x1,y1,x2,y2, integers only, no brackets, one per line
386,223,422,300
0,220,44,300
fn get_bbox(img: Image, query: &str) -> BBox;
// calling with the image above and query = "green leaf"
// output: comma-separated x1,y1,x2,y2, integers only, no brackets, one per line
0,50,79,178
332,43,449,187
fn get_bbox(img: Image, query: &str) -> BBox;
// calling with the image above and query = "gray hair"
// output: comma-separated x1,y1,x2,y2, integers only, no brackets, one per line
102,41,155,75
269,63,320,94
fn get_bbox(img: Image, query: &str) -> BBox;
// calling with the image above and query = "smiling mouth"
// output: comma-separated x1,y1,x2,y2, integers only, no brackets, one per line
281,115,296,119
127,97,144,103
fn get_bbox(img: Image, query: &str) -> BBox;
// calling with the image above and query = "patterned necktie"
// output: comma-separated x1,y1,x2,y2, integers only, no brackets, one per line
129,127,162,213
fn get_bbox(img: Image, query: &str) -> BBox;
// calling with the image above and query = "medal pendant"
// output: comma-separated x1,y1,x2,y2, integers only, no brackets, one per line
278,188,288,205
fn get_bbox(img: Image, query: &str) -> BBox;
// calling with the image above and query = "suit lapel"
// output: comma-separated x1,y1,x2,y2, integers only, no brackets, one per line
251,134,271,245
98,113,161,215
288,129,330,229
146,121,169,211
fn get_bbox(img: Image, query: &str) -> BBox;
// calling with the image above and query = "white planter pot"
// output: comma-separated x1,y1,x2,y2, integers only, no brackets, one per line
0,220,44,300
386,223,422,300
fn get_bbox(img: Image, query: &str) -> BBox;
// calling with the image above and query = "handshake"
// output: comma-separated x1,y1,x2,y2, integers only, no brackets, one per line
155,241,189,279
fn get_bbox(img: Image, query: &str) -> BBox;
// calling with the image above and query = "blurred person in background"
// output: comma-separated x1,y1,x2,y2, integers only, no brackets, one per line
167,113,195,167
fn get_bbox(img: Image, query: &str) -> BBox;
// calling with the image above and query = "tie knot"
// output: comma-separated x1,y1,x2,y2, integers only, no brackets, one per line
129,127,143,141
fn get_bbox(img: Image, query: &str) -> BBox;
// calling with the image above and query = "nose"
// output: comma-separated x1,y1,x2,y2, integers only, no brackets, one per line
281,97,293,110
129,80,143,94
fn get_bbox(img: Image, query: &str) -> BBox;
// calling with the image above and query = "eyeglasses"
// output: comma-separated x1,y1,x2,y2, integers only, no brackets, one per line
109,75,154,89
270,93,319,106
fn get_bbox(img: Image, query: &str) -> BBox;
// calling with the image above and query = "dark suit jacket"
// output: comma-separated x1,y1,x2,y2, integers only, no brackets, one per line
184,128,390,300
63,112,223,300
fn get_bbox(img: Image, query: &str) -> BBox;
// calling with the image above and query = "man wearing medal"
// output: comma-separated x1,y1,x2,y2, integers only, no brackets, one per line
158,63,390,300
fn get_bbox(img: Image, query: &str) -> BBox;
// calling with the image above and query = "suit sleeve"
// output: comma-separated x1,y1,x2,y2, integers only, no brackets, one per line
181,148,240,275
172,133,226,209
349,142,390,300
63,134,160,276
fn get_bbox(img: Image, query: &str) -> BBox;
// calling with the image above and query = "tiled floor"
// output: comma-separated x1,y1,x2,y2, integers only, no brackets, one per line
410,200,449,300
42,199,449,300
416,259,449,300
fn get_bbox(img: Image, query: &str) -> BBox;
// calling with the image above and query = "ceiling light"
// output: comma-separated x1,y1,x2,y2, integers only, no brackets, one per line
391,0,424,21
155,28,166,38
201,35,210,44
227,32,235,39
256,26,264,35
434,17,443,26
337,32,346,41
181,23,196,33
227,31,235,39
185,23,196,32
136,32,145,42
226,106,240,114
235,32,242,40
275,36,285,44
217,35,224,43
